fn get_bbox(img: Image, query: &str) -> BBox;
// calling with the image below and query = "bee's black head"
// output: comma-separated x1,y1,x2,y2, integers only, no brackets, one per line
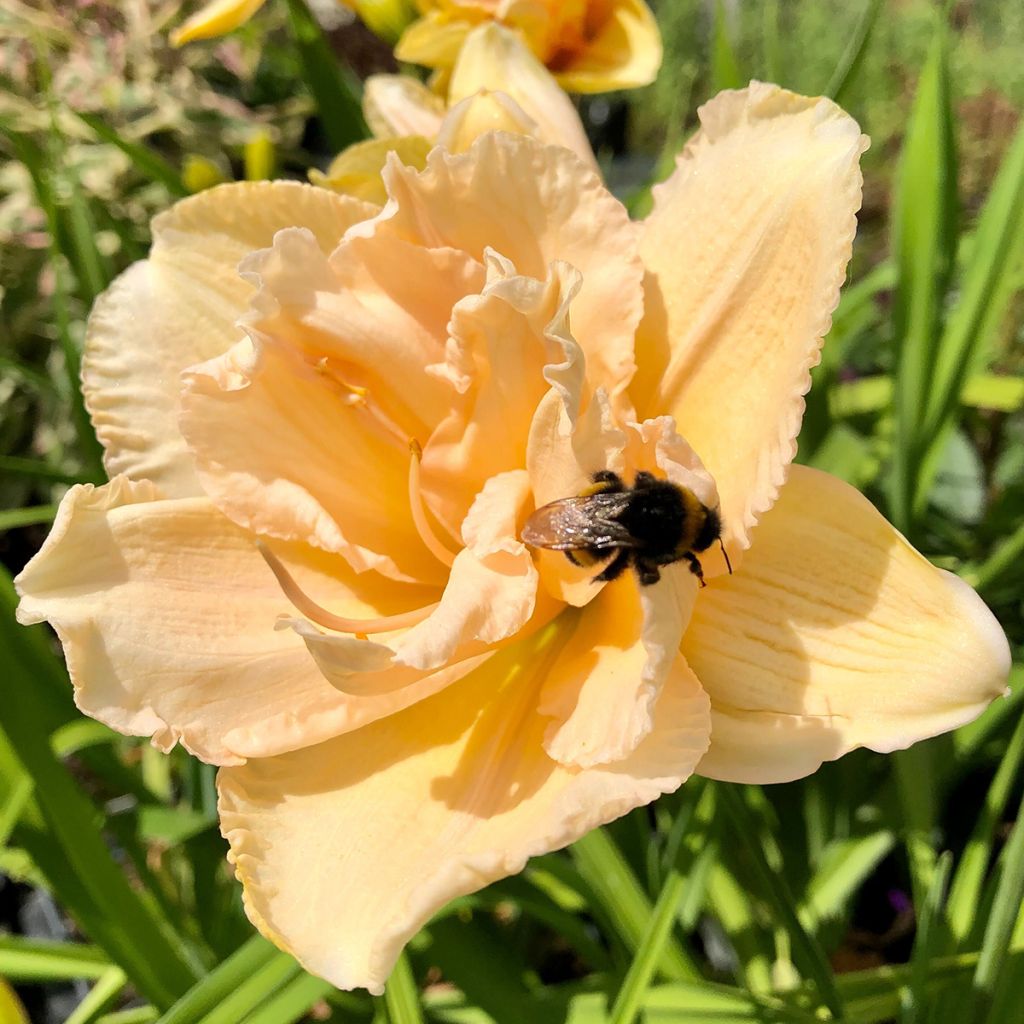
692,505,722,553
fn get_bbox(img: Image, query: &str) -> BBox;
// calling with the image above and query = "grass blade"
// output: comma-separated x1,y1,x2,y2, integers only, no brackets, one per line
946,713,1024,945
969,789,1024,1024
711,0,743,92
0,505,59,531
571,828,698,981
154,936,281,1024
283,0,369,152
888,20,958,535
826,0,884,105
718,785,845,1019
383,952,423,1024
73,111,188,197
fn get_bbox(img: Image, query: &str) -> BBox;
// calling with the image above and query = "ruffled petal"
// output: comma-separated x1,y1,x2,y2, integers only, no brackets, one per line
363,74,447,140
448,24,597,167
684,467,1011,784
420,255,581,531
633,83,868,553
83,183,372,498
13,478,441,765
374,132,643,403
180,225,483,583
170,0,267,45
539,563,696,768
218,620,710,992
555,0,662,93
395,470,538,670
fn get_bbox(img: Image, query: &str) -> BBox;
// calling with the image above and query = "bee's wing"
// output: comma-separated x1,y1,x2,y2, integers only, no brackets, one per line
521,493,636,551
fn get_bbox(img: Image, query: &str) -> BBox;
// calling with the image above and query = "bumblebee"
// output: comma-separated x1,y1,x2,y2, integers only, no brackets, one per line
521,470,731,587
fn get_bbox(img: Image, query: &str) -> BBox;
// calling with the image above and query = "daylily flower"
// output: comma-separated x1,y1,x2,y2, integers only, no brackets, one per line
319,23,597,202
395,0,662,93
171,0,417,47
17,84,1009,993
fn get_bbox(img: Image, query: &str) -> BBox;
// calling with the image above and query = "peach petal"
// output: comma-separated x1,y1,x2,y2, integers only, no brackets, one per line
420,256,582,532
395,471,537,670
448,24,597,166
540,562,696,768
363,74,447,139
372,132,643,402
686,467,1011,784
218,620,710,992
13,478,438,765
181,333,441,585
634,83,867,552
83,183,373,498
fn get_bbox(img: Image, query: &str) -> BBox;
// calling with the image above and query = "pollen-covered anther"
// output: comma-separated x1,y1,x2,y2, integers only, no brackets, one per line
257,541,438,635
408,439,458,568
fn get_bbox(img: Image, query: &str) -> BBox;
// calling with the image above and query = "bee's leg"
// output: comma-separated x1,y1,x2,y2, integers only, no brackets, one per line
683,552,706,588
635,559,661,586
564,551,583,567
588,470,625,493
594,549,631,583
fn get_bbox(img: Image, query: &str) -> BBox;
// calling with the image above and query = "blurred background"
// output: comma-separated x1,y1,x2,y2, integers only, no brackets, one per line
1,2,1022,1023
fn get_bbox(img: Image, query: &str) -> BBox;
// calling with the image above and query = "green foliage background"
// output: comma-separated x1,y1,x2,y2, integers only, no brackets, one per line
0,1,1022,1023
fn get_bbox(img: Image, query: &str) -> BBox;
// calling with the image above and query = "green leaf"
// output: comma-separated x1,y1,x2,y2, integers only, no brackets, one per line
915,118,1024,512
571,828,698,981
0,569,201,1009
240,973,335,1024
65,968,130,1024
825,0,885,105
0,937,113,983
946,712,1024,946
717,785,845,1019
711,0,743,92
0,505,58,531
888,21,958,535
608,785,712,1024
154,936,282,1024
801,831,896,930
902,851,952,1023
72,111,188,197
969,789,1024,1023
382,952,424,1024
284,0,369,153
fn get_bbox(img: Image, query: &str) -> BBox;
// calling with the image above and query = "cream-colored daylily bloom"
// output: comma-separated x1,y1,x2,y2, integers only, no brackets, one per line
361,23,598,172
396,0,662,93
17,84,1010,994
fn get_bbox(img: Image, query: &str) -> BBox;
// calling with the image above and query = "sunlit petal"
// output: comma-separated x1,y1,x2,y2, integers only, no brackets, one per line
634,83,868,554
218,622,710,992
374,132,643,404
685,467,1011,784
83,183,372,498
14,478,439,765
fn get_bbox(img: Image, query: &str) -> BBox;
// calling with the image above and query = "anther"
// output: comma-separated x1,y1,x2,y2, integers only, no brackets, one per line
408,440,458,568
258,542,438,635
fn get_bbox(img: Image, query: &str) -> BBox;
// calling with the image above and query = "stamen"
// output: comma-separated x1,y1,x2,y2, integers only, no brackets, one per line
408,439,458,568
258,542,438,635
